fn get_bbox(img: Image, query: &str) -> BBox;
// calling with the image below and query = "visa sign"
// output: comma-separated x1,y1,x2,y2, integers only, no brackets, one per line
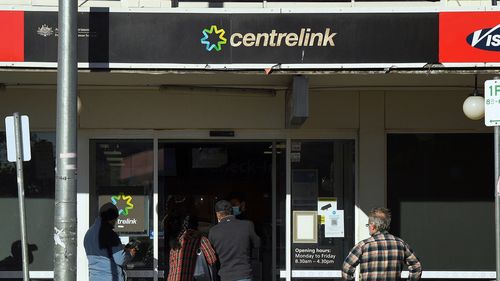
466,24,500,51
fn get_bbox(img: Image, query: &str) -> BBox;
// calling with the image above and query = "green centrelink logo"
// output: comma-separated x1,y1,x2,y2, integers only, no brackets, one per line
200,25,337,52
200,25,227,52
111,193,134,216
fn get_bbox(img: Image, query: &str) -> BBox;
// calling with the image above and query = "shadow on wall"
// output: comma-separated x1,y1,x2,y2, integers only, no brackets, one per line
0,240,38,270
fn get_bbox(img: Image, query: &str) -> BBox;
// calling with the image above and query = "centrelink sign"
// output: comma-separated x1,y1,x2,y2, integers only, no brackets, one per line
200,25,337,51
13,11,440,67
98,192,147,234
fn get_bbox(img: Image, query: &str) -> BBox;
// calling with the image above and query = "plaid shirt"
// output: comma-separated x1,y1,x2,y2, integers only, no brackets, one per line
167,229,217,281
342,231,422,281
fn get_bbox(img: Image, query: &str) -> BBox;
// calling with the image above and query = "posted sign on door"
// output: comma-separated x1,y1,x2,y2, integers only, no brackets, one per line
485,79,500,127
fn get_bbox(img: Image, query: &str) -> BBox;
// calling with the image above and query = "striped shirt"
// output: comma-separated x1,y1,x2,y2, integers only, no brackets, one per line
167,229,217,281
342,231,422,281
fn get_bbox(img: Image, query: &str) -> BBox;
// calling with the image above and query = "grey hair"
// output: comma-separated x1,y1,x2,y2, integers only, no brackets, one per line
217,210,231,217
368,207,391,232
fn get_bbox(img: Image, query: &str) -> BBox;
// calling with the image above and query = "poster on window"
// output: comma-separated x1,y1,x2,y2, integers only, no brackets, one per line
98,186,148,235
325,210,344,238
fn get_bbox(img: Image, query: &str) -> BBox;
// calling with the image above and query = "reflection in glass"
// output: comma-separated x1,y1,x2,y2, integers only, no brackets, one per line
0,132,55,272
90,140,154,270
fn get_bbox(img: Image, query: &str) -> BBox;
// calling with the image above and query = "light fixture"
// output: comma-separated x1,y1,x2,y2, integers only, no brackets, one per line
77,95,82,115
463,74,485,120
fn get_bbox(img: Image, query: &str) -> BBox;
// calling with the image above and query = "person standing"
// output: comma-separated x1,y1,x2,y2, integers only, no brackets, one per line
163,209,217,281
229,192,247,220
342,207,422,281
84,203,136,281
209,200,260,281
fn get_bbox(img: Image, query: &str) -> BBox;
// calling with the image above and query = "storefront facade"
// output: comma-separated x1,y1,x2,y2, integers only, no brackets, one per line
0,5,499,281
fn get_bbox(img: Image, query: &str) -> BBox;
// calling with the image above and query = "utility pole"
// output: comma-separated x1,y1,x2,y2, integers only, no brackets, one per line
13,113,30,281
485,76,500,281
496,125,500,281
53,0,78,279
494,77,500,281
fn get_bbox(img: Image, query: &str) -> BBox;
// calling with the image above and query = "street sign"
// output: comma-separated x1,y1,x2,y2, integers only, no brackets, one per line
485,79,500,127
5,115,31,162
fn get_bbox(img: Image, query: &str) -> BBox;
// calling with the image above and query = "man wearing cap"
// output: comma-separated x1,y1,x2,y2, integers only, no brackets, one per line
209,200,261,281
84,202,137,281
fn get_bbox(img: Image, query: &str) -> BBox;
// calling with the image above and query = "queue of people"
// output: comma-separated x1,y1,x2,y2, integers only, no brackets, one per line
162,198,260,281
84,200,420,281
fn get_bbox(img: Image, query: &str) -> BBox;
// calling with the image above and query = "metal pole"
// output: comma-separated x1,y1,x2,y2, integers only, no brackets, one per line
496,126,500,281
495,76,500,281
14,112,30,281
272,141,277,281
54,0,78,278
285,139,291,281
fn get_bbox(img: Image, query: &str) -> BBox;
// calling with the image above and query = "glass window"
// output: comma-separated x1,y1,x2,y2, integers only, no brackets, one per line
157,141,283,281
0,132,56,272
290,140,355,274
388,133,494,271
90,140,154,270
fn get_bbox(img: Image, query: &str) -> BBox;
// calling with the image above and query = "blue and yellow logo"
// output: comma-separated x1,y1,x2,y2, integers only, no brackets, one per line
111,193,134,216
201,25,227,52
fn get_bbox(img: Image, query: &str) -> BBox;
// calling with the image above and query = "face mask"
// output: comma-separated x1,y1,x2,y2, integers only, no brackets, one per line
232,206,241,216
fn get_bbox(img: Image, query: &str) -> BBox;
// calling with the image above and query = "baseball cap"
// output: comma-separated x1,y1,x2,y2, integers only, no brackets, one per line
214,200,232,213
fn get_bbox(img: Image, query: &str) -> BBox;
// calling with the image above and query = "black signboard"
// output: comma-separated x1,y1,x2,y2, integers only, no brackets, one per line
23,11,438,66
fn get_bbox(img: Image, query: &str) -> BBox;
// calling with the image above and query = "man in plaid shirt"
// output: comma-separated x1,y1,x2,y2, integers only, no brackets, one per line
342,208,422,281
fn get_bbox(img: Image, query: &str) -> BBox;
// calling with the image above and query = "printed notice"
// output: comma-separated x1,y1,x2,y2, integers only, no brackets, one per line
317,197,337,225
293,246,336,266
325,210,344,238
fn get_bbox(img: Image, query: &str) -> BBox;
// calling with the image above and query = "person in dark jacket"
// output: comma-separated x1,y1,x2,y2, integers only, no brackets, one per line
209,200,260,281
84,203,136,281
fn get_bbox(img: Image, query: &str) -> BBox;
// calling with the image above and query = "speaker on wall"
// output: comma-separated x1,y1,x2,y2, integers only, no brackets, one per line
286,75,309,128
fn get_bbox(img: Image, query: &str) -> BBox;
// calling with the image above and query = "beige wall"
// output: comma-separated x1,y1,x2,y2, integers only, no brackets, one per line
79,89,286,129
386,90,491,131
0,88,489,132
78,89,361,130
0,89,56,130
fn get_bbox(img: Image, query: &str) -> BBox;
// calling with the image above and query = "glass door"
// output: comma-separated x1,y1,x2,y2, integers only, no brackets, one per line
87,137,355,281
90,139,155,281
157,141,286,281
288,139,355,280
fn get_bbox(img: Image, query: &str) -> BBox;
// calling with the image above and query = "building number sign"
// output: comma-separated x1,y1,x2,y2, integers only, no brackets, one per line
485,79,500,127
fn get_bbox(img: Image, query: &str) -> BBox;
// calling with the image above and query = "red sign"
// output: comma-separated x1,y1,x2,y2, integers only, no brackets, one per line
440,12,500,63
0,11,24,62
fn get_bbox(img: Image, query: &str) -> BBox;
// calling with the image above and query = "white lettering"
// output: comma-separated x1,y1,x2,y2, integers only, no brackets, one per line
471,24,500,47
322,28,337,46
285,33,298,47
310,32,323,46
118,218,137,225
492,34,500,47
230,33,243,47
243,33,256,47
229,28,336,48
255,33,269,47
